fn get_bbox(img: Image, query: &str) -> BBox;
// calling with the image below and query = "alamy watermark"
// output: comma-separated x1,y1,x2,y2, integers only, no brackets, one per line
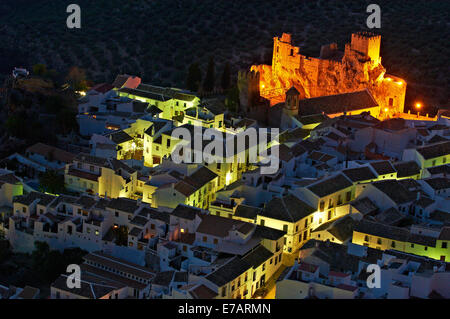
366,264,381,288
66,4,81,29
66,264,81,289
366,4,381,29
170,127,280,175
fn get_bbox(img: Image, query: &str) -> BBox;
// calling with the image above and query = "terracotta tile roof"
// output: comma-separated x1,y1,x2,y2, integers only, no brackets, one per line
299,89,378,116
372,180,416,204
394,161,421,178
196,214,255,238
342,166,377,182
189,284,218,299
262,194,315,223
416,141,450,160
67,167,100,182
26,143,75,164
91,83,114,94
369,160,396,175
307,174,353,197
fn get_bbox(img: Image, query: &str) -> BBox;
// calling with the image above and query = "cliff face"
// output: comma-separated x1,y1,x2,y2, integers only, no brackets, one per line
249,33,406,116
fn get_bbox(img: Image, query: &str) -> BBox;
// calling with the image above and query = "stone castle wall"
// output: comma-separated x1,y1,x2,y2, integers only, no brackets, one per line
248,32,406,116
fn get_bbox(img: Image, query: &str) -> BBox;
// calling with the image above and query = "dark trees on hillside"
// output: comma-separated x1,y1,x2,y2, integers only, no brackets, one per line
221,62,231,91
185,63,202,92
203,56,215,92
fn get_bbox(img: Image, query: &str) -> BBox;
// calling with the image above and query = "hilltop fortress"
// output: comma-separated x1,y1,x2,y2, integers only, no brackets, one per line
239,32,406,119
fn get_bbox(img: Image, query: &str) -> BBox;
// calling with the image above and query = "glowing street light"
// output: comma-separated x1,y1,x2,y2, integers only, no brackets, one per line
415,102,422,109
384,107,389,112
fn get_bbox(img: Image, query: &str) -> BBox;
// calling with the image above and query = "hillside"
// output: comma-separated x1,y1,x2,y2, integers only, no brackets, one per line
0,0,448,103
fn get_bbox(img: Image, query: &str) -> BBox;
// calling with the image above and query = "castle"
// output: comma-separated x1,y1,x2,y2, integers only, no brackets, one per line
238,32,407,119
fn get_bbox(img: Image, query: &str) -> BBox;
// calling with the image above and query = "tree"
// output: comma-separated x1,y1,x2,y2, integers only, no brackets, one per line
32,64,47,76
31,241,88,281
185,62,202,92
220,62,231,91
113,226,129,246
57,108,78,134
225,85,240,112
66,66,88,91
203,56,215,92
39,170,65,194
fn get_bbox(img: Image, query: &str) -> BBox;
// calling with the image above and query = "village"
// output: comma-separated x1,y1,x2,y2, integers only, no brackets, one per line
0,31,448,300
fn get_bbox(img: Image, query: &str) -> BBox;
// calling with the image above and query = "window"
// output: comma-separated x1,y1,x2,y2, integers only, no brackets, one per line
346,191,351,202
388,98,393,106
328,210,332,220
260,219,265,226
213,238,218,245
89,165,94,172
391,241,396,248
253,272,256,281
22,207,26,213
364,235,369,242
295,225,299,232
202,236,207,242
115,211,119,217
424,246,428,251
221,287,226,297
319,201,325,211
283,224,288,232
151,224,155,229
183,245,187,252
377,238,382,245
442,242,448,249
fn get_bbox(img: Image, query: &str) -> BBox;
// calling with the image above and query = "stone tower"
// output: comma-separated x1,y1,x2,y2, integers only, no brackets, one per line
284,86,300,117
237,70,260,114
350,32,381,64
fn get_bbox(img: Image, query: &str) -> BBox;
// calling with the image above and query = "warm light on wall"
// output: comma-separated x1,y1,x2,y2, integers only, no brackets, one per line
226,172,232,185
396,81,403,86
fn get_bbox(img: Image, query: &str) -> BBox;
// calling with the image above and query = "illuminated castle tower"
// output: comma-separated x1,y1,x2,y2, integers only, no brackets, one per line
349,32,381,65
272,33,300,79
